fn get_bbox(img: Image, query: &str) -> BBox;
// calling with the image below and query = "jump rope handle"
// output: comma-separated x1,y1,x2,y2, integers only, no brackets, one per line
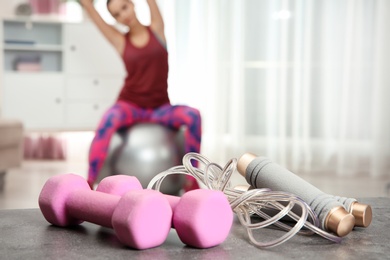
237,153,360,237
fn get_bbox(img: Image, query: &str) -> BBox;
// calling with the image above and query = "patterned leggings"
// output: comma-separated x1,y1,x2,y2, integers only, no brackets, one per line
88,101,202,187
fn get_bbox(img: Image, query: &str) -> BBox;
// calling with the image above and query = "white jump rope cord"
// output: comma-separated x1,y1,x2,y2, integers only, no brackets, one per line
147,152,341,248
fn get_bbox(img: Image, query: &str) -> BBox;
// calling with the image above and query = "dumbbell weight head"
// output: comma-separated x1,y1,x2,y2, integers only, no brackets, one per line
39,174,89,226
113,189,173,249
170,189,233,248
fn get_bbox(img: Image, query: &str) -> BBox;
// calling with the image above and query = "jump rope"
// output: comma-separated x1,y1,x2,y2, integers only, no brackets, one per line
147,152,344,248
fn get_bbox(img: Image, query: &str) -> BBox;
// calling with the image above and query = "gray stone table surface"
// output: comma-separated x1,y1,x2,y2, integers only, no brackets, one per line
0,197,389,259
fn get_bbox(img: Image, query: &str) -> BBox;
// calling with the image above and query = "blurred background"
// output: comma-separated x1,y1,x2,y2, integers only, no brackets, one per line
0,0,389,209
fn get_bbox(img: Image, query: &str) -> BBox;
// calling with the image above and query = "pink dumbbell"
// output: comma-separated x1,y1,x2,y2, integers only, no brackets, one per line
97,175,234,249
38,174,172,250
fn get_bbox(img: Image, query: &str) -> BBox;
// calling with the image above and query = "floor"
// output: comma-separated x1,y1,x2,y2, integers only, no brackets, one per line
1,158,390,210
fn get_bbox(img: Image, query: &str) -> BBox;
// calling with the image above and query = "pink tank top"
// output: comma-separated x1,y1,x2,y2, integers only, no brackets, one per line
117,27,170,108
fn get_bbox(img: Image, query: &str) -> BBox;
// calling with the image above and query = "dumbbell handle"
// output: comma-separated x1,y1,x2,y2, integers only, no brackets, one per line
67,190,120,228
69,189,182,229
97,179,181,223
164,195,180,211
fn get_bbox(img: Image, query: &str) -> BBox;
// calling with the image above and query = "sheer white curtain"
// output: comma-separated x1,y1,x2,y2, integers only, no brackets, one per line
164,0,390,177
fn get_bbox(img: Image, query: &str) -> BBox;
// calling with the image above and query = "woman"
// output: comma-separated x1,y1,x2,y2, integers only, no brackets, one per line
80,0,201,190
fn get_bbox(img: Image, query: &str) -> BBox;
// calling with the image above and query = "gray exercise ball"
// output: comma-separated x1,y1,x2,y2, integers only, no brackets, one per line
98,123,186,195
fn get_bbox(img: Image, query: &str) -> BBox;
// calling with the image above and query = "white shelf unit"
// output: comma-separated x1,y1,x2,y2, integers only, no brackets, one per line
3,19,63,72
1,17,125,131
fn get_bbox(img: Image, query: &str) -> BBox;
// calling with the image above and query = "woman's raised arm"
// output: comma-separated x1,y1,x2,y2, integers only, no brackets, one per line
80,0,124,54
146,0,166,43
